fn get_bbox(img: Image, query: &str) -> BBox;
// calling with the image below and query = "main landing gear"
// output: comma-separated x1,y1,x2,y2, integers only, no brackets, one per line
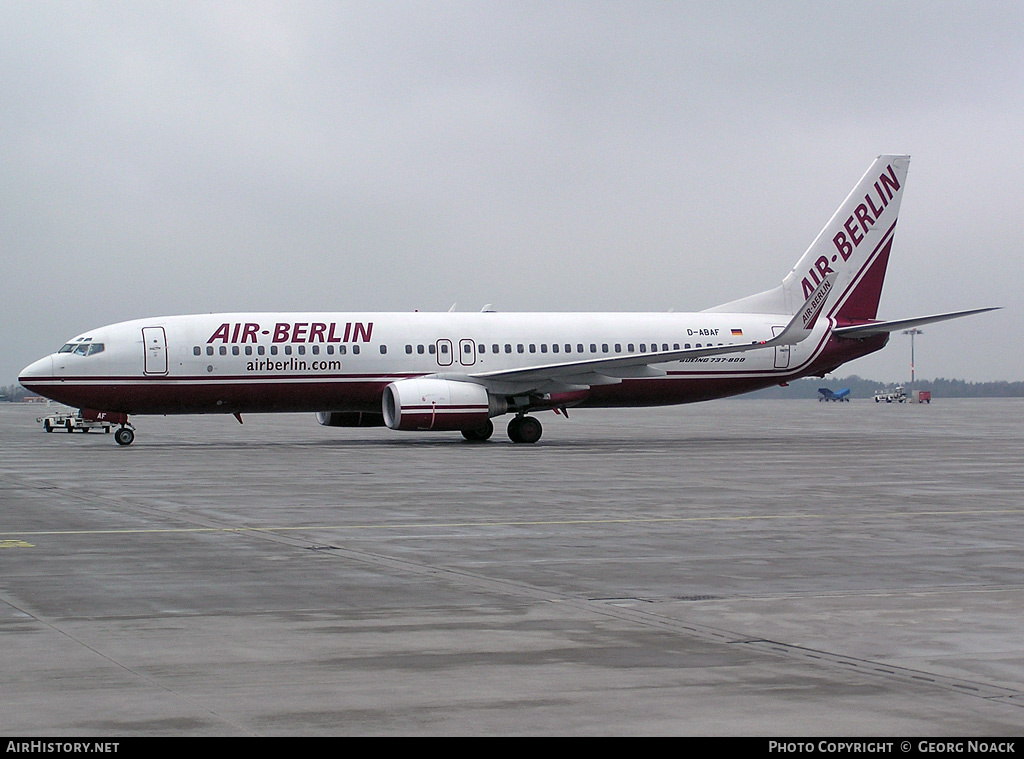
460,415,544,444
461,419,494,442
506,415,542,444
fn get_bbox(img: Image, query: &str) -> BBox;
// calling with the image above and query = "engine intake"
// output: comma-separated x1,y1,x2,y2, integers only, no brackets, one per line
382,378,506,431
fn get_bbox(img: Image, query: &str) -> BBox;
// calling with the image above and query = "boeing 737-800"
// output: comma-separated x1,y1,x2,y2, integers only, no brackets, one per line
19,155,994,445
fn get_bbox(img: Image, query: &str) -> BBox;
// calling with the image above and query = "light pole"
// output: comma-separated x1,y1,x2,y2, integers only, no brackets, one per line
902,328,923,389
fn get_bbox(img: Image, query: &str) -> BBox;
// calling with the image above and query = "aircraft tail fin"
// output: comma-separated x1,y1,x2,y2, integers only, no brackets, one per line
707,155,910,321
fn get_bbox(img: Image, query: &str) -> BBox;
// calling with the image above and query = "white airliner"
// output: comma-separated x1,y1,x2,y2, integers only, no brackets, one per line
19,155,994,445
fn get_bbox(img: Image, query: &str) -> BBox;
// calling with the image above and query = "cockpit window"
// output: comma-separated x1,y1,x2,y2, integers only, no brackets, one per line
59,342,104,356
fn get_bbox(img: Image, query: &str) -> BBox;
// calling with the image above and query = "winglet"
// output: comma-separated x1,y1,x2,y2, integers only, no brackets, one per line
768,272,835,345
799,271,834,331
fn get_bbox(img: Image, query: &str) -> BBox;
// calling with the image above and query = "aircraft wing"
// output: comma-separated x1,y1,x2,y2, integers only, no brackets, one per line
454,274,835,394
831,307,999,338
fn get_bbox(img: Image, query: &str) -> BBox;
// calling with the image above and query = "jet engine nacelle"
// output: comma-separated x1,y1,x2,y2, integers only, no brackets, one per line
382,378,506,431
316,411,386,427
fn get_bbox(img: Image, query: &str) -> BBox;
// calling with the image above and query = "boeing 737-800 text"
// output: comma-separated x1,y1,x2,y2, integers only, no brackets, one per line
19,155,995,445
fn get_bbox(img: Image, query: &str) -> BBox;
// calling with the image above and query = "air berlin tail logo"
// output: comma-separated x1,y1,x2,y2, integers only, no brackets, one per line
801,163,901,300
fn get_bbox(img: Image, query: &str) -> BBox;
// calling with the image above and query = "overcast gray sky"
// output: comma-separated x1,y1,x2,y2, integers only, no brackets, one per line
3,1,1022,386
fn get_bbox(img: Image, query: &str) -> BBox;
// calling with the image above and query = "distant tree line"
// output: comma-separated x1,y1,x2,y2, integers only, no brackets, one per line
741,375,1024,399
1,384,37,402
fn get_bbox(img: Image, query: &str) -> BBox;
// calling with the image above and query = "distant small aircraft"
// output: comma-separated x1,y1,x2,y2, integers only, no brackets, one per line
20,155,995,445
818,388,851,402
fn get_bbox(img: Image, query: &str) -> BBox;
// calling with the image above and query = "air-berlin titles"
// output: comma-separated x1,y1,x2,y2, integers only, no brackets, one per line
207,321,374,344
800,162,901,299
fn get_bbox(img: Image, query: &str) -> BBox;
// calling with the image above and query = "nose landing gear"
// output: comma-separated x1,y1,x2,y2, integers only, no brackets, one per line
114,425,135,446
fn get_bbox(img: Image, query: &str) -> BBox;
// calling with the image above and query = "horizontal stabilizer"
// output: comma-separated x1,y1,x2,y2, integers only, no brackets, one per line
832,307,999,338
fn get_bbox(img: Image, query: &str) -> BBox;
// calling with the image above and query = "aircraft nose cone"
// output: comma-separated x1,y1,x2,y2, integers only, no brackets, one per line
19,355,54,385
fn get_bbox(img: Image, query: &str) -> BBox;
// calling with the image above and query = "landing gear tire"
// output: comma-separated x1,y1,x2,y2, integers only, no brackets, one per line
461,419,494,442
114,427,135,446
507,415,542,444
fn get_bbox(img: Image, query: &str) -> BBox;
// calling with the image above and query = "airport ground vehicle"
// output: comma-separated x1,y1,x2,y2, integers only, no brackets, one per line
874,386,907,403
818,388,850,402
37,410,112,434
